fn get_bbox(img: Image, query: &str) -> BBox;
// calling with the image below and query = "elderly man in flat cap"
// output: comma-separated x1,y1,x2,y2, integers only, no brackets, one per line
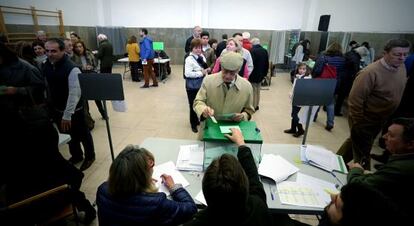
193,51,255,129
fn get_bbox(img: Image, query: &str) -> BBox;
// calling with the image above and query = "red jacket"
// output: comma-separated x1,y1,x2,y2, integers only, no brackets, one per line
242,39,252,51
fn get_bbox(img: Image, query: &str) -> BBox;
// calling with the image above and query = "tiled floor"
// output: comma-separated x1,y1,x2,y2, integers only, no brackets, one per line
61,64,382,225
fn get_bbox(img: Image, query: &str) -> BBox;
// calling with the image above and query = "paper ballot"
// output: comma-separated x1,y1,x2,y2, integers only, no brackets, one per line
258,154,299,183
153,161,190,195
219,125,241,134
301,145,347,173
176,145,204,172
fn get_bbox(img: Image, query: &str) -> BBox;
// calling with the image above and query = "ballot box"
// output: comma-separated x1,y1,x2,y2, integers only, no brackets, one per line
202,119,263,169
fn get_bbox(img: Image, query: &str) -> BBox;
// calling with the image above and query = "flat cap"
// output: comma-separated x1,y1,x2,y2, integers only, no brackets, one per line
221,52,243,71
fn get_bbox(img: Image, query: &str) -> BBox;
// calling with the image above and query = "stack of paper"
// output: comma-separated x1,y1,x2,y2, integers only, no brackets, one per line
258,154,299,183
152,161,190,195
176,144,204,172
301,145,347,173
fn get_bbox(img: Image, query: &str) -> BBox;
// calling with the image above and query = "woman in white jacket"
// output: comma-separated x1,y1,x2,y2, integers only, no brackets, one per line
184,38,210,133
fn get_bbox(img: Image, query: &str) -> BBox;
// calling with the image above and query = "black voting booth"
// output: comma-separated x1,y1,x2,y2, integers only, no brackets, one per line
78,73,124,161
292,79,336,145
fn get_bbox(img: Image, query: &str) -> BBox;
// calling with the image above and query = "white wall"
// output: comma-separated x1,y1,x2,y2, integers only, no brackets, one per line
2,0,414,32
207,0,305,30
306,0,414,32
1,0,100,26
108,0,193,28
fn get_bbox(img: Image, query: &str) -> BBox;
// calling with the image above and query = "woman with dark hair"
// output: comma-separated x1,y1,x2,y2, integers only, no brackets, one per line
72,40,97,73
72,40,106,120
184,38,209,133
292,39,311,65
96,145,197,226
32,40,47,68
126,35,141,82
312,42,346,131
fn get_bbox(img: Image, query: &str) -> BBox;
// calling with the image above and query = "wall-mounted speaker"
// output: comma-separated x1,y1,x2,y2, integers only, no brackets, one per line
318,15,331,32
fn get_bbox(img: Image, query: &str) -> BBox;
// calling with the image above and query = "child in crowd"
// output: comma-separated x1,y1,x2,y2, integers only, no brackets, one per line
284,62,311,137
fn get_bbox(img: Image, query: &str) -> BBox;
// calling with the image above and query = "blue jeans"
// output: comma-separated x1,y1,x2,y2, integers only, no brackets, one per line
326,100,335,127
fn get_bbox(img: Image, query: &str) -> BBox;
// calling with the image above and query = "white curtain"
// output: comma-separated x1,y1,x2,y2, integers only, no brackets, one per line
269,31,286,64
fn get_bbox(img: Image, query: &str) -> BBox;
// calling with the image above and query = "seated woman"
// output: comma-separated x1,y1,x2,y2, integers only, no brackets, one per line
96,145,197,226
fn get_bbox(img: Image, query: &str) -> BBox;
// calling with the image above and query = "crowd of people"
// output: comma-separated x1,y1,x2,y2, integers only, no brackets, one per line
1,26,413,226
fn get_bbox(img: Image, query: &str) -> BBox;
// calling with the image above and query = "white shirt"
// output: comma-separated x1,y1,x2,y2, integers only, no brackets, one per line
184,53,206,78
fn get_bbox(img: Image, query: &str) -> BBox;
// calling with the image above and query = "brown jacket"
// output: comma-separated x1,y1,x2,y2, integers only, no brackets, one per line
348,59,406,124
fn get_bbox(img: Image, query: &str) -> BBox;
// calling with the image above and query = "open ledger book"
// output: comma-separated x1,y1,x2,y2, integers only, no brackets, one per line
300,145,348,174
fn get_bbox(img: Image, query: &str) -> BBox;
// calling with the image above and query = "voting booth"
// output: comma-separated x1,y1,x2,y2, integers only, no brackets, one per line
202,119,263,169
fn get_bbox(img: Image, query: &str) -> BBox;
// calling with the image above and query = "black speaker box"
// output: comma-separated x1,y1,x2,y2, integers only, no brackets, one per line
318,15,331,31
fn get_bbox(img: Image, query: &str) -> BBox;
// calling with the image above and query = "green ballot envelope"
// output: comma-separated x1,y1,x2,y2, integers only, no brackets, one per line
202,119,263,169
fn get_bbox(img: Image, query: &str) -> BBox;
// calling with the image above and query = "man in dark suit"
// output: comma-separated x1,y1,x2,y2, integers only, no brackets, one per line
184,26,202,53
249,38,269,111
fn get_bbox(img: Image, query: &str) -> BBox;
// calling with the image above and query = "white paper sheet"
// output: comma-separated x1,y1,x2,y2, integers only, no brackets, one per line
219,125,241,134
152,161,190,195
176,145,203,172
258,154,299,183
303,145,346,173
195,190,207,206
277,181,326,208
296,172,339,204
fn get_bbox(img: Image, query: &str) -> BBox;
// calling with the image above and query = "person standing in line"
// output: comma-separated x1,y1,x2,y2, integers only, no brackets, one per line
35,30,47,43
184,38,210,133
337,39,410,170
249,38,269,111
291,39,311,66
43,38,96,171
72,40,107,120
126,35,141,82
241,32,252,51
63,38,74,58
211,38,249,79
215,33,228,58
229,33,254,76
185,26,202,53
139,28,158,88
200,31,216,72
95,34,114,73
